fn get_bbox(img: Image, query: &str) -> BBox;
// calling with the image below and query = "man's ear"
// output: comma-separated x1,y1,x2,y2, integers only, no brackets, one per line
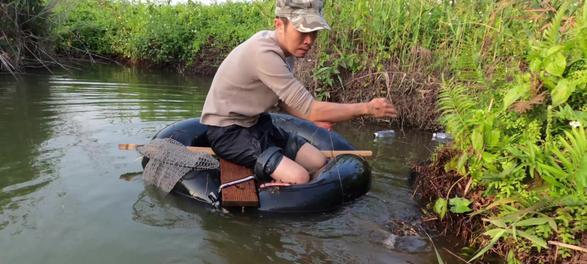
274,18,283,31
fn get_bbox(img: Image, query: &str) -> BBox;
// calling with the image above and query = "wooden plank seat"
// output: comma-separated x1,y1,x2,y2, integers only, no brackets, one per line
219,159,259,207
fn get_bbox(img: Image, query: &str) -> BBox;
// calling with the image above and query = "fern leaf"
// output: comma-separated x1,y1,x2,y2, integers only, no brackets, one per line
544,3,569,45
550,128,587,194
438,83,476,139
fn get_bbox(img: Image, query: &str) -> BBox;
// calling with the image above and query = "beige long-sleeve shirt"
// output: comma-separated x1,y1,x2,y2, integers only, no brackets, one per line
200,30,314,127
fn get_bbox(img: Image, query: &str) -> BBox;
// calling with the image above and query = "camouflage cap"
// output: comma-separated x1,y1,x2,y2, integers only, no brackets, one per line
275,0,331,33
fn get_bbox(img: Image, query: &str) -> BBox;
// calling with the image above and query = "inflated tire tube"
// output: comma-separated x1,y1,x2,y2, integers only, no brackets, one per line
143,113,372,213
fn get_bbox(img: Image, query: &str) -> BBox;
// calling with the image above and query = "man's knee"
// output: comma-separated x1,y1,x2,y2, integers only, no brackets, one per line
283,135,308,160
254,147,310,184
254,146,284,181
271,157,310,184
286,168,310,184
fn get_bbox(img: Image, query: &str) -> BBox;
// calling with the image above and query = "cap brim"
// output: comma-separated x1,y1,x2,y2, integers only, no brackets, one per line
289,13,331,33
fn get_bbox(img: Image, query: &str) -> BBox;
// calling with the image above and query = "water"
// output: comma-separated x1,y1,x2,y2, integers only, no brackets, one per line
0,64,440,263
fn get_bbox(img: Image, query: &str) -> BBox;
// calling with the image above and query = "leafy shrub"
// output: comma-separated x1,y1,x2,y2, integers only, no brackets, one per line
438,2,587,262
52,0,272,65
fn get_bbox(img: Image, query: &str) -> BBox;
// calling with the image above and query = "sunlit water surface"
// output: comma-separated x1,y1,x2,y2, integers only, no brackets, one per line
0,65,440,263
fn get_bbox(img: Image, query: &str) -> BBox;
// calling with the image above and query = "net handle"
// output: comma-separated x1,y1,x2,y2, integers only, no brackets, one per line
119,144,372,158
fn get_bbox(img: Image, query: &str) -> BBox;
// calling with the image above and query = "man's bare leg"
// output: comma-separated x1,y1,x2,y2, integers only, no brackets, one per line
271,156,310,184
295,143,327,174
269,143,326,184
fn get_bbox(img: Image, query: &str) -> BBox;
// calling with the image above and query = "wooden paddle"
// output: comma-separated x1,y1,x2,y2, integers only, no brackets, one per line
118,144,372,158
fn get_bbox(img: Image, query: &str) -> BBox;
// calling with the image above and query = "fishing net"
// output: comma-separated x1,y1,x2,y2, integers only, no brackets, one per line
136,138,219,193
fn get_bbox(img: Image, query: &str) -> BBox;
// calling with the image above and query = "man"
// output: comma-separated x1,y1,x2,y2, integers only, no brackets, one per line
201,0,397,184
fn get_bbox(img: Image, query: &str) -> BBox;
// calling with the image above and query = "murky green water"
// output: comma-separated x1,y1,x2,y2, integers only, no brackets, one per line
0,65,440,263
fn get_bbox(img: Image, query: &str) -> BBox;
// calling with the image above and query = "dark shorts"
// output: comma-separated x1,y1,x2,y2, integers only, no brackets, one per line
206,114,306,170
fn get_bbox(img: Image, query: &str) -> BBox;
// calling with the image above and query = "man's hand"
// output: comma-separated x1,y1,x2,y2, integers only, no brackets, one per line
366,98,398,118
291,97,398,123
313,121,334,131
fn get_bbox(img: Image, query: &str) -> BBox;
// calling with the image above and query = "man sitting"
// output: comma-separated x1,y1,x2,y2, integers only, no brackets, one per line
200,0,397,184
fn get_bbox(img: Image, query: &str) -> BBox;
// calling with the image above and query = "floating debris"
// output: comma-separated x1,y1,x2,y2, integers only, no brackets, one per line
383,219,430,253
374,130,396,144
374,129,396,138
431,132,452,142
383,234,430,253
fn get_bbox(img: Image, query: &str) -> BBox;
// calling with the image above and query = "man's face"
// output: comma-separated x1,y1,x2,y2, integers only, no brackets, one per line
275,18,318,58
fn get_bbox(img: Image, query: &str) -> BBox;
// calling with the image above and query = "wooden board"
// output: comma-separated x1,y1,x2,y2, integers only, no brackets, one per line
118,144,372,157
219,159,259,207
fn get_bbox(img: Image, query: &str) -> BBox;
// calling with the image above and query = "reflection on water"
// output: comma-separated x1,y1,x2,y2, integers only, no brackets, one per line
0,65,438,263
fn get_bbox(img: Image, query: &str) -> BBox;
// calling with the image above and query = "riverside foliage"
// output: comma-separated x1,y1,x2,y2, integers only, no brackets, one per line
52,0,273,67
0,0,57,73
44,0,587,262
435,2,586,263
50,0,555,129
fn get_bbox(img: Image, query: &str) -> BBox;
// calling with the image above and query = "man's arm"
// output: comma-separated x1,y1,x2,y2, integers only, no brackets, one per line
281,98,398,123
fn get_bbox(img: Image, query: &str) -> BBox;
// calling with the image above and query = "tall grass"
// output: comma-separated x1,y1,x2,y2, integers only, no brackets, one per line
0,0,59,74
315,0,540,84
52,0,273,68
311,0,547,129
52,0,542,78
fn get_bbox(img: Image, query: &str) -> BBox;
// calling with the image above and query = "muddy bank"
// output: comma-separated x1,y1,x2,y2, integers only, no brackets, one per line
293,49,442,130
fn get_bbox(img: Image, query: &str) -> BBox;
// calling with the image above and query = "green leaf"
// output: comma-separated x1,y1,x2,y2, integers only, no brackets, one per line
434,198,448,219
514,217,552,227
547,217,558,232
544,45,564,57
488,130,501,147
502,83,530,110
469,229,507,262
470,197,517,217
551,79,576,107
433,241,445,264
578,154,587,193
449,197,473,213
529,58,542,73
516,230,548,249
482,151,497,165
544,51,567,77
486,217,508,228
537,163,565,188
425,232,445,264
456,152,468,175
471,128,484,153
507,250,521,264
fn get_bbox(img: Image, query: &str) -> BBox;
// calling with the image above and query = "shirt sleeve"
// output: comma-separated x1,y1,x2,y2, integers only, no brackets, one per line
255,49,314,116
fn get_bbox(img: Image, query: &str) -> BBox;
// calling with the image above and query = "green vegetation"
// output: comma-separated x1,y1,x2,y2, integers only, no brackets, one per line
316,0,533,84
0,0,57,73
310,0,549,129
50,0,552,129
52,0,273,71
432,2,587,263
48,0,557,128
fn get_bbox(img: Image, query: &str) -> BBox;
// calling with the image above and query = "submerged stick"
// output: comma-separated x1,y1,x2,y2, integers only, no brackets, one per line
118,144,372,158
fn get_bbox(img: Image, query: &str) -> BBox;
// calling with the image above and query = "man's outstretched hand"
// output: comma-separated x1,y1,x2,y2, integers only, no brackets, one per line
366,98,398,118
313,121,334,131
